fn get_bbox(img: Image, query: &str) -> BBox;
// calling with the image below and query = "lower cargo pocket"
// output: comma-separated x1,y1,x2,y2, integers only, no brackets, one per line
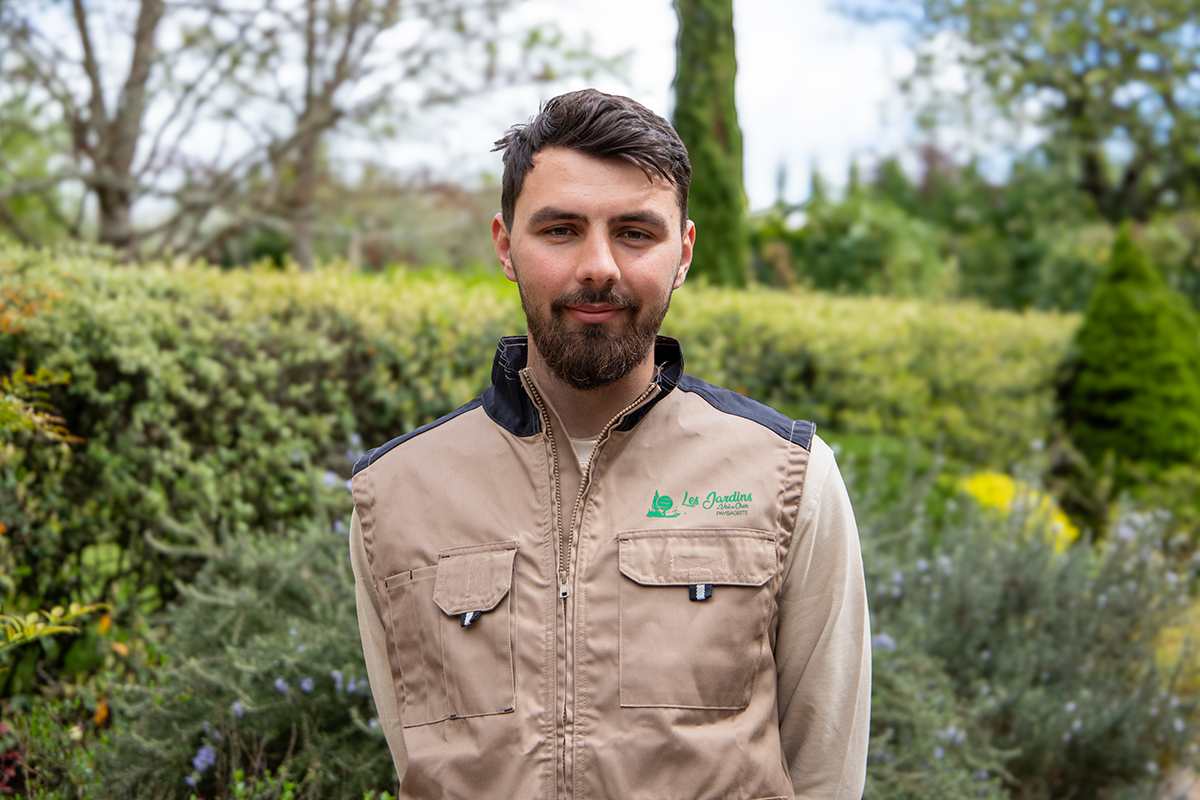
383,540,518,726
617,529,777,709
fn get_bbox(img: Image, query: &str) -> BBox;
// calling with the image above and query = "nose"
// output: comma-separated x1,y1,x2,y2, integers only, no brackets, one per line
575,233,620,288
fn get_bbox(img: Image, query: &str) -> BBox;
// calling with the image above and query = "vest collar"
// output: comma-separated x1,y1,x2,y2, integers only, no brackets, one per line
482,335,684,437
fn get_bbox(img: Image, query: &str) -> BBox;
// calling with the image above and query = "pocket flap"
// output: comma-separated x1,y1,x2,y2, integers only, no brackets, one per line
433,541,519,616
618,529,777,587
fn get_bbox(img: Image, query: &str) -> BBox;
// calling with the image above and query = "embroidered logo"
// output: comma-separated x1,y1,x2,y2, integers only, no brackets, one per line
646,489,753,517
703,490,752,517
646,490,681,518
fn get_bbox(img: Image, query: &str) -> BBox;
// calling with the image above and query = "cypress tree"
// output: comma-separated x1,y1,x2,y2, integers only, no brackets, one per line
1056,224,1200,480
672,0,747,286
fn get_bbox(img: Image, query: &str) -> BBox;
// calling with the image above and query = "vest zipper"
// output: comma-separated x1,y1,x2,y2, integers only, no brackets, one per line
521,370,660,799
564,381,660,567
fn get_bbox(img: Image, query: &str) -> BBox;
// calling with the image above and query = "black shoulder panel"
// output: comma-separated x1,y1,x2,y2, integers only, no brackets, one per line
352,397,485,476
481,336,542,438
676,375,814,451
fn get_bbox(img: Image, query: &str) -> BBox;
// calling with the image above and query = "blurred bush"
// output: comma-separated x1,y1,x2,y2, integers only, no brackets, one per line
851,450,1200,799
0,245,521,620
0,245,1077,620
1056,225,1200,479
750,154,1200,316
94,519,394,800
668,287,1074,466
1053,226,1200,536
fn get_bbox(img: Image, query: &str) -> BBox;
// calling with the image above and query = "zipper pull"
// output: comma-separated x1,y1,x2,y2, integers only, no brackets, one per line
559,570,570,598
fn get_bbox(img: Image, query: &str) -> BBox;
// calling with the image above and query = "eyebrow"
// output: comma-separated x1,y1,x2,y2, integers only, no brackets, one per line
525,206,670,232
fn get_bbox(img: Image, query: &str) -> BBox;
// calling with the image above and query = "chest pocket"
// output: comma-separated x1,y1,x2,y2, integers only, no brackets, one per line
617,529,777,710
382,541,518,727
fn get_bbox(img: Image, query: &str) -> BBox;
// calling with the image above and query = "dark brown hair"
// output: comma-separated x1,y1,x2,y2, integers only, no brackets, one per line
493,89,691,233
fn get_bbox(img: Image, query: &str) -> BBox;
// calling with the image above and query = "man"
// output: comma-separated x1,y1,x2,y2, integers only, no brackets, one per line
350,89,870,800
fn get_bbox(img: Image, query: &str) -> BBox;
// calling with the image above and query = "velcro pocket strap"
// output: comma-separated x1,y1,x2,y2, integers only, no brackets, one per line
433,541,519,616
618,529,777,587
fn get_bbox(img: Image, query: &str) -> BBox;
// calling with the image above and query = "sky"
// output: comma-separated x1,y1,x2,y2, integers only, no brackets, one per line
382,0,918,212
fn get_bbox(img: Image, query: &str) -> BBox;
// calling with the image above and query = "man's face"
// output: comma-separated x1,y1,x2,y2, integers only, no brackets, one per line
492,147,695,391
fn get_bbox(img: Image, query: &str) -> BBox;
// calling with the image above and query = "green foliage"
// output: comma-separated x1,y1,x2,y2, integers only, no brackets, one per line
749,191,955,298
672,0,747,287
0,603,108,658
866,645,1009,800
750,154,1200,316
0,245,521,614
3,695,116,798
101,520,396,799
0,93,72,245
1055,225,1200,485
853,451,1200,799
890,0,1200,223
669,287,1074,465
0,245,1077,631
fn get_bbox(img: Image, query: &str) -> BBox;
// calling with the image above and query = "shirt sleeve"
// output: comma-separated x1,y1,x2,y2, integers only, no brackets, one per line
349,508,409,783
775,434,871,799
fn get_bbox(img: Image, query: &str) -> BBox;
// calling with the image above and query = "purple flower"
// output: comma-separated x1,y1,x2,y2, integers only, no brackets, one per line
185,776,197,787
323,471,339,488
347,676,357,694
350,432,362,447
300,677,314,693
892,569,904,585
230,700,245,719
369,718,379,730
275,677,289,693
331,670,344,691
345,478,353,492
934,746,944,760
333,520,346,535
871,633,897,651
192,745,217,773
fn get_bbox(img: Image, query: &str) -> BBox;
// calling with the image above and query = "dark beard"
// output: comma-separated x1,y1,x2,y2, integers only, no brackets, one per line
519,282,672,392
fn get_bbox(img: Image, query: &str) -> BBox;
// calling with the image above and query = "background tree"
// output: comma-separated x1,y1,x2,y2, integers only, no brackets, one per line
875,0,1200,223
672,0,746,286
0,0,578,266
1055,224,1200,492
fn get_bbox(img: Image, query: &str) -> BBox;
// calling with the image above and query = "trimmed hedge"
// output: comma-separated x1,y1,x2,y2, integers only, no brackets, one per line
0,245,1076,608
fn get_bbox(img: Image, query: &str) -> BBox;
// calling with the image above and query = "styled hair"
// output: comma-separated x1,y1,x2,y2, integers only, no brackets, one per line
493,89,691,233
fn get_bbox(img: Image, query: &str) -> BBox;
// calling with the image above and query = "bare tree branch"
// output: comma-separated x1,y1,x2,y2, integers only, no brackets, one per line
70,0,110,145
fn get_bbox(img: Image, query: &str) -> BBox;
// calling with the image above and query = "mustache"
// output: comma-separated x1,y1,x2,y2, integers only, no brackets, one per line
551,286,640,312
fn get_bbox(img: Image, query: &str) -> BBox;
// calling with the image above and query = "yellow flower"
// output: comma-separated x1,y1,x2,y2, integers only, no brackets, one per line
960,471,1080,553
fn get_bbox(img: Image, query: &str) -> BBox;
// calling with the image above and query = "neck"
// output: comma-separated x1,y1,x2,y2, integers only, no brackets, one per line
525,345,656,439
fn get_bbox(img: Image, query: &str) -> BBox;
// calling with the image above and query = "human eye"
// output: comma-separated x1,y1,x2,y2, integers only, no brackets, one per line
545,225,576,238
619,229,654,243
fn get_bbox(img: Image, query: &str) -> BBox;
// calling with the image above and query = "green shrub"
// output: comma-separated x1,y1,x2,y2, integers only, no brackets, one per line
852,449,1200,799
1055,225,1200,488
0,247,520,614
750,193,956,299
0,244,1074,620
100,518,395,800
669,288,1074,465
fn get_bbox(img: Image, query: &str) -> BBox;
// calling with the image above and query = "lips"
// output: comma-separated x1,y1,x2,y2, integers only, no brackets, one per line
566,304,624,324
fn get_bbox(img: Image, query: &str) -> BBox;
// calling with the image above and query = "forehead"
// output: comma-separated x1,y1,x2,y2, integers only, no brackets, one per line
514,147,680,226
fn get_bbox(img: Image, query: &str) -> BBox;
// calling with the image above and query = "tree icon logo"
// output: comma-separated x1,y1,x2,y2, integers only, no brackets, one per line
646,490,681,518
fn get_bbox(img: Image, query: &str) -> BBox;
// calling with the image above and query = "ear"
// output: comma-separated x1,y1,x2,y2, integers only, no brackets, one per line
673,219,695,289
492,214,517,282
